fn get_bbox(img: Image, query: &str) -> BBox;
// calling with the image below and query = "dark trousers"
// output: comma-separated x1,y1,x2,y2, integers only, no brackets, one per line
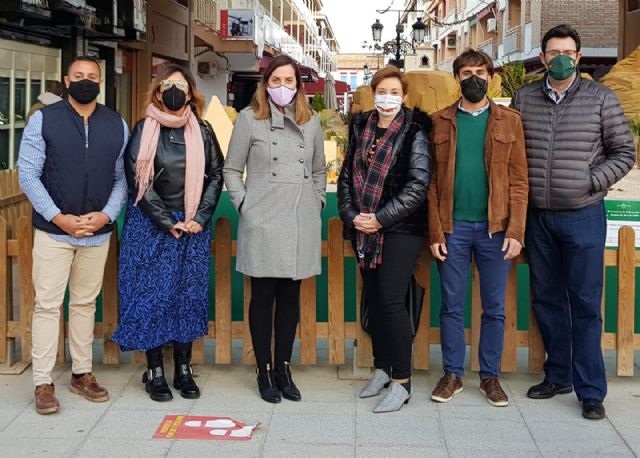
438,221,511,379
249,277,301,367
526,202,607,401
358,232,424,380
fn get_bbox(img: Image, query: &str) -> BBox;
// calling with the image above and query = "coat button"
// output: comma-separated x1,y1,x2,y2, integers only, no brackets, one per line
272,141,277,145
272,172,277,176
299,159,304,163
273,157,278,161
299,144,305,148
270,127,275,131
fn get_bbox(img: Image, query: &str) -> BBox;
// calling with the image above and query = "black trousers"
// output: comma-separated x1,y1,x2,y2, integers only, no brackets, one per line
358,233,424,380
249,277,302,367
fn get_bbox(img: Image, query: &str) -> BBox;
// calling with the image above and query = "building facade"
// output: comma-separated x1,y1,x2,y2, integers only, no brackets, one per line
417,0,619,75
619,0,640,58
192,0,340,112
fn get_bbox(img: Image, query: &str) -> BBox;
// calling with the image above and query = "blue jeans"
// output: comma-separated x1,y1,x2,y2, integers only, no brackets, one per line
437,221,511,378
526,202,607,401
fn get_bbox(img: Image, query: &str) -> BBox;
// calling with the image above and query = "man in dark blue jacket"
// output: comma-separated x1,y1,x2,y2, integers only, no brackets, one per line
512,24,635,420
18,56,128,415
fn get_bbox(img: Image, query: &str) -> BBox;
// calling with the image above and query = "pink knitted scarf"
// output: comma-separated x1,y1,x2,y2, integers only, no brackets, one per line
134,103,205,222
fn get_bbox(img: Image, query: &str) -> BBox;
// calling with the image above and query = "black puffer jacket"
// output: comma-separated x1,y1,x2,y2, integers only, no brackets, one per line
337,107,432,239
511,75,635,210
125,118,224,232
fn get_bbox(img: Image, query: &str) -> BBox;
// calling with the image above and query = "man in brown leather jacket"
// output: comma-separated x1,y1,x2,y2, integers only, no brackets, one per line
428,49,528,408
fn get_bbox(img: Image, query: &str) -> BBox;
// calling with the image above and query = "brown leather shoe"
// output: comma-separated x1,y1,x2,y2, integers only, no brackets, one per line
69,373,109,402
480,377,509,407
431,373,463,403
35,383,60,415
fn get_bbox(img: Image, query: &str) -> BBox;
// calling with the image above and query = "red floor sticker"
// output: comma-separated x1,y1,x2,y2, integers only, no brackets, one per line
153,415,259,441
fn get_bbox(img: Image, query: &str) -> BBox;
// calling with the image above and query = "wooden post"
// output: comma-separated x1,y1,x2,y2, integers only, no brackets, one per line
470,262,481,372
0,217,7,363
327,218,345,365
17,217,34,363
616,226,635,376
501,260,518,373
242,276,254,364
300,276,317,365
102,231,120,365
413,246,431,370
355,265,373,368
214,218,232,364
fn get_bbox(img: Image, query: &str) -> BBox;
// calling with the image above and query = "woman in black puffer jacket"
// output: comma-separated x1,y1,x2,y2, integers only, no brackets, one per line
337,66,432,414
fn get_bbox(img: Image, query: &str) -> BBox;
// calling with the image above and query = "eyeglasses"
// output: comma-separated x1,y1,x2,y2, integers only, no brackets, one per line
160,79,189,91
546,49,578,58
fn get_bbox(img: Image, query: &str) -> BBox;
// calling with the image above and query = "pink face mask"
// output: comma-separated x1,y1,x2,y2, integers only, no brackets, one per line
267,85,297,107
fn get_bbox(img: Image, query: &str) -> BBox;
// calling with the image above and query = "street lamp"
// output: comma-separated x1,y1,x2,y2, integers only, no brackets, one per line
370,15,428,69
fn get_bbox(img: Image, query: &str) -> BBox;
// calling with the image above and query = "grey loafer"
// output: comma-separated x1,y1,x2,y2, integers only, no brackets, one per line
359,369,392,398
373,381,411,413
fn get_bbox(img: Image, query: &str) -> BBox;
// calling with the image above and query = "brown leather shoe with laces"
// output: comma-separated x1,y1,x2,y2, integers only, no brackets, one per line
69,373,109,402
431,373,463,403
480,377,509,407
35,383,60,415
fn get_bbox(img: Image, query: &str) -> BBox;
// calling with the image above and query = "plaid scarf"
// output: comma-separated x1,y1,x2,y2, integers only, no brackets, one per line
352,109,406,268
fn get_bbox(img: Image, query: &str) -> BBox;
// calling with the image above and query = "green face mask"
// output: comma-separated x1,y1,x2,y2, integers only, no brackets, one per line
546,54,576,81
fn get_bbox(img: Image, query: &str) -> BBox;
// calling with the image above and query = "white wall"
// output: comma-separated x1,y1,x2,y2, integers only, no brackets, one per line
192,51,231,107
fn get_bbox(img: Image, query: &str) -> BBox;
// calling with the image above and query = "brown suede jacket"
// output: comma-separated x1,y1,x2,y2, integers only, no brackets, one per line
428,100,529,245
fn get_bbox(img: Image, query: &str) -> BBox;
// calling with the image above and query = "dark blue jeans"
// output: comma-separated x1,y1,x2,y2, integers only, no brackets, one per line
438,221,511,379
526,201,607,401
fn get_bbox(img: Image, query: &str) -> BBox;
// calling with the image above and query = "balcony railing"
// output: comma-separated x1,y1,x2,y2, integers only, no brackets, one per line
193,0,217,30
503,25,522,55
479,37,496,59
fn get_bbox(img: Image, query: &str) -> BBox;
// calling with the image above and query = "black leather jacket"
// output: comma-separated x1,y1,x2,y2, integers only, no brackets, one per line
125,118,224,232
338,107,432,239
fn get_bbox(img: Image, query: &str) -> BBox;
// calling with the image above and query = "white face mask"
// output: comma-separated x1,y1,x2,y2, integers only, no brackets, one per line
374,94,403,118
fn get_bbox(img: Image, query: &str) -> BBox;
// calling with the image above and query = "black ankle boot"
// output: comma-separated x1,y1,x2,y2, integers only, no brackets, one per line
257,363,281,403
173,344,200,399
143,347,172,402
274,361,301,401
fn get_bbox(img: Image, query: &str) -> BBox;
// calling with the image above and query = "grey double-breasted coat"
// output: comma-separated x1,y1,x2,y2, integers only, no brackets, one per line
223,101,326,280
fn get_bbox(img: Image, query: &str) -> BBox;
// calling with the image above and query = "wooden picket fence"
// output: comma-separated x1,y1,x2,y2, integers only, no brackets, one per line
1,216,639,376
0,169,30,235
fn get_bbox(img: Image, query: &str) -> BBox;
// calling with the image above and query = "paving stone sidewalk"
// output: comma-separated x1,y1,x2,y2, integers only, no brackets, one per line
1,343,639,458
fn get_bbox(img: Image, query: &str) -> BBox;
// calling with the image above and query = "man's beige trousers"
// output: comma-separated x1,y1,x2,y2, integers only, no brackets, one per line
31,229,110,386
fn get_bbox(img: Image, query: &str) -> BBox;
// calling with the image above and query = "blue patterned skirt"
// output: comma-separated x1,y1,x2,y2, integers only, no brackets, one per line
113,203,210,352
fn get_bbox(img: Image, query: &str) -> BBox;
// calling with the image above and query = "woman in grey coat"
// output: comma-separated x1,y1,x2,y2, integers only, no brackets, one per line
223,55,326,404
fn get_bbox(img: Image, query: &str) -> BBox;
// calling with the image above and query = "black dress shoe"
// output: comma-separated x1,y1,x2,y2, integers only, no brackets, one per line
274,362,301,401
527,381,573,399
582,399,605,420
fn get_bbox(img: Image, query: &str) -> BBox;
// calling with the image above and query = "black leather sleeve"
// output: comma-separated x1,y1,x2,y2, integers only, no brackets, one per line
193,122,225,228
124,120,176,232
337,118,360,228
375,127,432,229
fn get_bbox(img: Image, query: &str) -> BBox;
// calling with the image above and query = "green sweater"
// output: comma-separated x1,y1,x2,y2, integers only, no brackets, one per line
453,109,489,221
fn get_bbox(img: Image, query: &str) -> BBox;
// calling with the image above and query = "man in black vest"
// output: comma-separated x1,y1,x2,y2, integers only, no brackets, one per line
18,56,128,415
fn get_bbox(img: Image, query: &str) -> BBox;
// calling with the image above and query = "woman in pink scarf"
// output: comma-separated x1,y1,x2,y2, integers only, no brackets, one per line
113,65,224,403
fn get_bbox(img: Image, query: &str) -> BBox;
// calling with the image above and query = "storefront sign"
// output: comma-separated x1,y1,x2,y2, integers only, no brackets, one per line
605,200,640,247
220,9,256,40
0,0,52,18
116,0,146,33
476,5,493,20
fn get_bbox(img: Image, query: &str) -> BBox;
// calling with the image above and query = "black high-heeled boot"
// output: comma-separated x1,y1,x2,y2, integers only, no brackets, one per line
257,363,281,403
142,346,173,402
274,361,301,401
173,342,200,399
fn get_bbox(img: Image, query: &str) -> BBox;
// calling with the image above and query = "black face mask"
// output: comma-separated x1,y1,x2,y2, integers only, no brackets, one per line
460,75,488,104
67,79,100,104
162,85,187,111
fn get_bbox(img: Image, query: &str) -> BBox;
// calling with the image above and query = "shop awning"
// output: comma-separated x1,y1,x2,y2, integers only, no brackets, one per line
304,77,351,95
